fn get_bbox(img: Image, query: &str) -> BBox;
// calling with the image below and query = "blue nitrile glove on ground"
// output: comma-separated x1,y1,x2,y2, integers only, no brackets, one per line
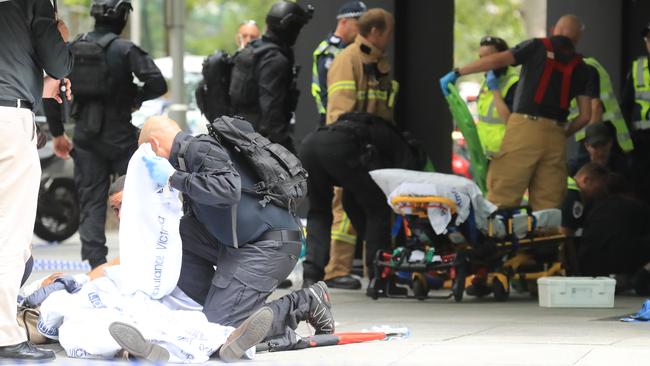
486,70,499,90
621,299,650,322
439,71,459,96
143,155,176,186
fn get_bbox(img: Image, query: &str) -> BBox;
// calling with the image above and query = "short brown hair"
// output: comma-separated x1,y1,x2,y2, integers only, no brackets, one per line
358,8,393,37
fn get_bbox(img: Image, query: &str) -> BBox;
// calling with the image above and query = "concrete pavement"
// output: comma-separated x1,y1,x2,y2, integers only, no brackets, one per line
22,232,650,366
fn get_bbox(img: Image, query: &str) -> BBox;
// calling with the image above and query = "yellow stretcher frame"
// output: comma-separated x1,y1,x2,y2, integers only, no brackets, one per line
388,195,572,300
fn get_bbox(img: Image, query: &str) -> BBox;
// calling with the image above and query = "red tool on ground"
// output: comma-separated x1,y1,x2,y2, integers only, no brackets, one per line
257,329,409,352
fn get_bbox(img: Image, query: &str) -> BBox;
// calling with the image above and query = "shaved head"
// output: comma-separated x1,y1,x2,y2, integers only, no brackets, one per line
139,116,182,158
553,14,584,45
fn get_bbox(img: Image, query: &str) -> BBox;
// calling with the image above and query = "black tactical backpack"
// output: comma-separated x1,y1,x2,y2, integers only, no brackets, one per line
195,50,234,122
68,33,118,98
207,115,308,212
229,41,282,109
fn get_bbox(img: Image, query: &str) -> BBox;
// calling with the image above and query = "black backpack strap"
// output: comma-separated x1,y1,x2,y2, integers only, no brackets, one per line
95,33,119,49
177,140,191,171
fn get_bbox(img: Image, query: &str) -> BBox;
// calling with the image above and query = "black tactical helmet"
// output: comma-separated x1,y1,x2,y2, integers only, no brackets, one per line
266,1,314,45
90,0,133,22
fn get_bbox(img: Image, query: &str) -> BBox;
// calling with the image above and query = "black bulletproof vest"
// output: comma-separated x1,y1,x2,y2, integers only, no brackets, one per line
191,137,299,248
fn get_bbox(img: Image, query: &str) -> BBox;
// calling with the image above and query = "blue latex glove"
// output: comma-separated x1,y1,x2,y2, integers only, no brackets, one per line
142,155,176,187
486,70,499,91
439,71,459,97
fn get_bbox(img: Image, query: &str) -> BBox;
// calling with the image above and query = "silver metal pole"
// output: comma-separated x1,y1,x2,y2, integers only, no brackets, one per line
166,0,187,130
130,0,141,45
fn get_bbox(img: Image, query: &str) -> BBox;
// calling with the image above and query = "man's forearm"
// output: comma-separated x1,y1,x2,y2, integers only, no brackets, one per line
566,114,590,137
458,51,516,76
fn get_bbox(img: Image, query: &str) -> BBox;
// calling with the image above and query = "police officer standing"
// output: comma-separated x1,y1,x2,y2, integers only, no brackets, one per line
0,0,72,361
311,1,367,125
138,116,334,351
310,1,367,291
229,1,313,153
622,23,650,206
50,0,167,269
440,15,594,211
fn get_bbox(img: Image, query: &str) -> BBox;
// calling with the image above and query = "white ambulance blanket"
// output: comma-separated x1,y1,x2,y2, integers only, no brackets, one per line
38,267,254,363
119,143,183,299
370,169,497,234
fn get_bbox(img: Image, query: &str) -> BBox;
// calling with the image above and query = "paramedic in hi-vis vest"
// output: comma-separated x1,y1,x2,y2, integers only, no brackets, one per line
440,15,595,210
309,1,367,291
475,36,519,160
622,23,650,206
566,56,634,175
302,8,399,291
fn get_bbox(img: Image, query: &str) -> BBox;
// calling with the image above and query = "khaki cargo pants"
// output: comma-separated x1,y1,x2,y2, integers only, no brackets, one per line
487,113,567,211
324,187,357,281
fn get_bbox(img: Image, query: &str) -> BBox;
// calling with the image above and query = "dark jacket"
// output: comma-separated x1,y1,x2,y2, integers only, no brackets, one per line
169,131,299,247
230,35,296,151
0,0,73,111
54,27,166,156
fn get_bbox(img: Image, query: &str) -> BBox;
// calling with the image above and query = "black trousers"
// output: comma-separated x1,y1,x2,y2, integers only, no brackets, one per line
176,215,307,342
73,145,134,267
299,129,392,281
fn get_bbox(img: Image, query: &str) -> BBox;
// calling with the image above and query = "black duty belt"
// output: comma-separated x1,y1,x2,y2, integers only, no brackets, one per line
0,99,33,110
257,229,302,242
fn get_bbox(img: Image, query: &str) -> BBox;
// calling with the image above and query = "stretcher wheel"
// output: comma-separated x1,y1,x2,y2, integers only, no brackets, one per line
492,277,510,302
412,273,429,300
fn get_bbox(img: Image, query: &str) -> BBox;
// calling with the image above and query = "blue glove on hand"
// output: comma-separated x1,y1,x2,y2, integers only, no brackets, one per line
439,70,459,97
142,155,176,187
486,70,499,91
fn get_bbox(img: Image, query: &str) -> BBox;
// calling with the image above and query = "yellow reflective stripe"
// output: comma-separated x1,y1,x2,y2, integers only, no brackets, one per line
357,89,389,101
567,177,579,191
331,214,357,244
328,81,356,95
388,80,399,108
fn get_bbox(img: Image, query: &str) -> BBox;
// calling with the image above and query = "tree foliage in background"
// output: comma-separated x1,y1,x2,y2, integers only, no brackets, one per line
455,0,527,82
61,0,276,58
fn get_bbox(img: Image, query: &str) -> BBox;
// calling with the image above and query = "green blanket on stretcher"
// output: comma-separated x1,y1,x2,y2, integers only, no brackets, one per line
444,83,488,194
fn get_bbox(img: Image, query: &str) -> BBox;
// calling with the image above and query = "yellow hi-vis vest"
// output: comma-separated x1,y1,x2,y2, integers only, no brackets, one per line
632,56,650,132
311,39,343,115
476,67,519,158
569,57,634,152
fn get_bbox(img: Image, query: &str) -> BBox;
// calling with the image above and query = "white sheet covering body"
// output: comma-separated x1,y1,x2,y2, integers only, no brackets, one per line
370,169,497,233
119,143,183,299
370,169,562,238
38,266,254,363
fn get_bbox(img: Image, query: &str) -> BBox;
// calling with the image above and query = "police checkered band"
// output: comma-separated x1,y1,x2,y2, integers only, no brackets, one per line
336,1,367,19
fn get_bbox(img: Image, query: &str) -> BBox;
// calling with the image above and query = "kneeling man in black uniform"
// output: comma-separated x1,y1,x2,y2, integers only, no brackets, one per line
138,116,334,351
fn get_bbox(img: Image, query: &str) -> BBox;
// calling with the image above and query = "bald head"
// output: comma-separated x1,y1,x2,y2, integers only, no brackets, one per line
553,15,584,45
139,116,182,159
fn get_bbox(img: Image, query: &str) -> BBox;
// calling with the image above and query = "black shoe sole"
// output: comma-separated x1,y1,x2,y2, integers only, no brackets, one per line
108,322,170,363
219,307,273,363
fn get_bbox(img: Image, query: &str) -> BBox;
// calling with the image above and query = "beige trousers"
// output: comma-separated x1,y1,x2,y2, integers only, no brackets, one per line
324,187,357,280
0,107,40,346
487,113,567,210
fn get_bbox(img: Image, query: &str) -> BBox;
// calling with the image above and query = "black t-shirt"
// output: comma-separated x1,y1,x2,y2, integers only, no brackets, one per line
561,188,585,233
510,36,594,122
579,196,650,276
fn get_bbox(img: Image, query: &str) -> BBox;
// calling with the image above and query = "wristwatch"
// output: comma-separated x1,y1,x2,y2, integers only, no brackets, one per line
453,68,461,77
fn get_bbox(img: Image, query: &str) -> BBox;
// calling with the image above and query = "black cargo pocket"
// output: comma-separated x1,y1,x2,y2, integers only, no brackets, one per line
77,101,104,140
232,266,278,292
